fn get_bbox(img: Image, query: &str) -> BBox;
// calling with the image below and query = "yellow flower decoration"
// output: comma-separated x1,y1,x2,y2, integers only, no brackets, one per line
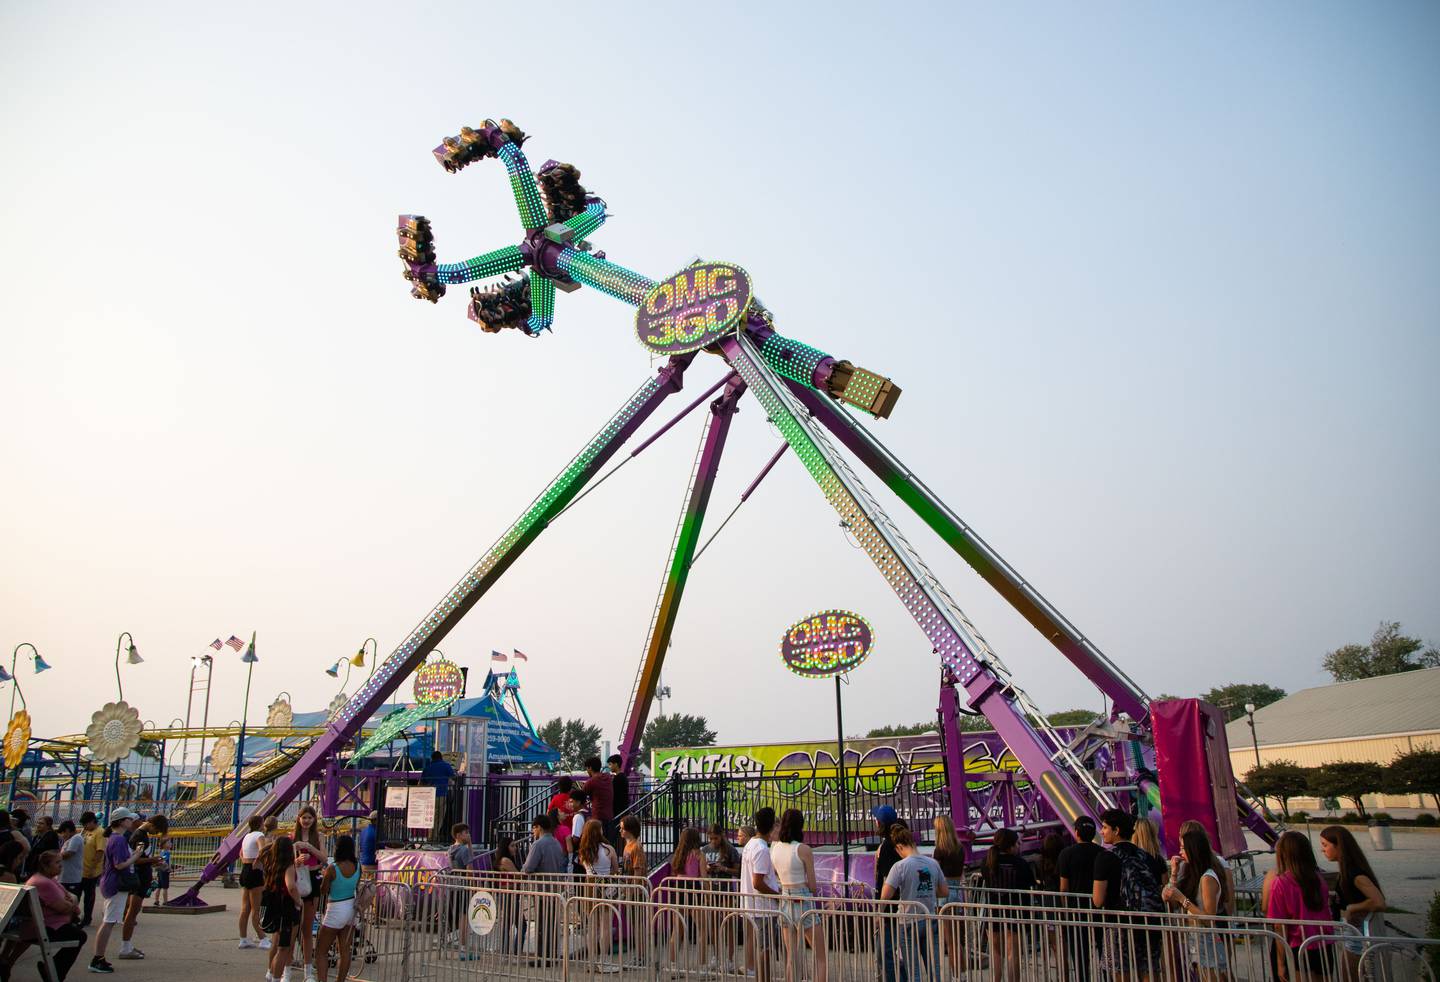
210,736,236,776
85,701,144,763
266,697,293,729
3,711,32,769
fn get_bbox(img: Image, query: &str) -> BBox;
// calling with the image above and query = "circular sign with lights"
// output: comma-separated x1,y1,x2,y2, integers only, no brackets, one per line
779,610,874,679
413,657,465,705
635,261,752,355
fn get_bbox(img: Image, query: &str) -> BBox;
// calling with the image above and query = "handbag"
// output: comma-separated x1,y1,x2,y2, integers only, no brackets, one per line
296,864,313,899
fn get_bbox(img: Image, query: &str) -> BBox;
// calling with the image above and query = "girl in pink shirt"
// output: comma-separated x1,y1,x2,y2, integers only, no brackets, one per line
1264,831,1334,979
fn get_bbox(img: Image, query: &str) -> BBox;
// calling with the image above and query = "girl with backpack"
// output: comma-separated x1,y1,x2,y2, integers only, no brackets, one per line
1093,809,1166,981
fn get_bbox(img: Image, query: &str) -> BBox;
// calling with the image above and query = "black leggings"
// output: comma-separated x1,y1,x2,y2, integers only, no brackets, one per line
46,923,87,981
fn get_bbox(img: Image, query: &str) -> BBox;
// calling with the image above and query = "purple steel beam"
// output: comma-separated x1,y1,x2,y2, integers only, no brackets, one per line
786,381,1152,722
170,356,694,904
616,377,746,772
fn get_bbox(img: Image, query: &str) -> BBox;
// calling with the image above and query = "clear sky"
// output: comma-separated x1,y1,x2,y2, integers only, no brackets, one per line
2,2,1437,752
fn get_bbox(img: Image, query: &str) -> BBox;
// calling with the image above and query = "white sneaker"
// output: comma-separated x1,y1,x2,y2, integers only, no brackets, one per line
304,966,316,982
239,938,257,949
258,938,273,950
264,974,274,982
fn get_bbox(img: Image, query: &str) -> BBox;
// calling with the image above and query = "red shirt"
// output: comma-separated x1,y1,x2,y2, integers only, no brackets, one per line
548,793,571,816
584,773,614,822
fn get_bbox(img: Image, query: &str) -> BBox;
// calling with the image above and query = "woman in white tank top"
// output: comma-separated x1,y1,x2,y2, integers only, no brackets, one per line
771,809,827,982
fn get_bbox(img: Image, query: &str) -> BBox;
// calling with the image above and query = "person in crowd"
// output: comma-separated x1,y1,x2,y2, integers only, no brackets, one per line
620,815,647,878
932,816,967,976
1038,832,1065,892
671,826,706,880
89,808,139,975
607,755,629,842
1132,818,1164,864
577,819,621,973
238,814,270,950
882,825,948,982
29,816,60,876
707,823,742,878
78,812,102,928
667,826,712,970
420,750,456,836
11,811,32,845
738,826,755,849
1265,830,1334,980
262,816,280,842
559,789,589,868
0,810,29,883
492,834,518,874
583,757,615,845
1161,825,1230,981
58,820,83,899
151,836,172,906
1056,815,1102,982
22,849,87,980
261,836,302,982
448,823,474,871
547,776,575,820
315,835,360,982
291,806,326,981
117,813,167,961
357,811,379,875
1093,809,1166,981
979,828,1033,982
522,814,566,966
872,805,902,982
771,810,825,982
740,808,780,982
1319,824,1386,975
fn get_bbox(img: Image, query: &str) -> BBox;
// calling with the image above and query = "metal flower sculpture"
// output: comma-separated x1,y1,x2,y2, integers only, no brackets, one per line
326,693,349,720
3,710,32,769
266,696,293,729
85,701,143,764
210,735,236,777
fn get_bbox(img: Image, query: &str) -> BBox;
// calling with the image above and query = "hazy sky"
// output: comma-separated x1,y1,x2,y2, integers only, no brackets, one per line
2,2,1437,754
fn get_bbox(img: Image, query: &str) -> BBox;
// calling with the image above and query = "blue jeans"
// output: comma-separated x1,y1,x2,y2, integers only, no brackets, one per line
878,920,898,982
894,921,939,982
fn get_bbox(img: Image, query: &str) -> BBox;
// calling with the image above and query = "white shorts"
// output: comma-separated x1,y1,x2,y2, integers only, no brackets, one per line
102,891,128,924
320,898,355,930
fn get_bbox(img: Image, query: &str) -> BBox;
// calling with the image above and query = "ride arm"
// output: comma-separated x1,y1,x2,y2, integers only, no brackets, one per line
172,355,694,904
722,334,1110,832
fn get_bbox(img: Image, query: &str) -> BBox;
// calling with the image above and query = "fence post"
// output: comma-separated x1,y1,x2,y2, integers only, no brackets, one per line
671,776,682,846
713,778,725,833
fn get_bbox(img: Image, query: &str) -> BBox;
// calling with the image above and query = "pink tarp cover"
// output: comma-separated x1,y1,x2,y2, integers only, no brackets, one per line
1151,699,1246,857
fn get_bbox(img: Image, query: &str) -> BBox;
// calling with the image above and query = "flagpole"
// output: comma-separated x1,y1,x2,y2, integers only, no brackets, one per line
232,631,256,828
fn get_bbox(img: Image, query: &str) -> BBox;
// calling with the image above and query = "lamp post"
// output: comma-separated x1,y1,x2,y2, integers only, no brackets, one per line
353,638,380,680
113,632,142,701
184,653,215,779
1244,702,1261,770
5,643,51,721
232,633,257,826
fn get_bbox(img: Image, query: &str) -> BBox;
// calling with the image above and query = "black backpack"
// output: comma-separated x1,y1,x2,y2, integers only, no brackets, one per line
1113,842,1164,913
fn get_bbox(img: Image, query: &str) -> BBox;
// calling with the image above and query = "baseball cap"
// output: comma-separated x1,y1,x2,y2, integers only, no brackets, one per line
871,805,897,825
109,807,137,822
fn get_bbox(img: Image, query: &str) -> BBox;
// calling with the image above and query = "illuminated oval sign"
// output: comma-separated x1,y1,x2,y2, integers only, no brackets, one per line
413,658,464,704
779,610,874,679
635,261,752,355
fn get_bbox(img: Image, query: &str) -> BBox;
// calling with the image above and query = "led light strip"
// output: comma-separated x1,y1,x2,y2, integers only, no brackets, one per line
761,333,829,387
527,276,556,333
436,245,527,285
556,248,656,306
497,143,548,230
563,201,607,243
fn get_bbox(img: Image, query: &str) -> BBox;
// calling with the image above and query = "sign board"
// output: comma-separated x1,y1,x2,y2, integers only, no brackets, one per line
405,786,436,830
779,610,874,679
467,889,497,936
384,786,408,810
635,261,752,355
413,658,465,705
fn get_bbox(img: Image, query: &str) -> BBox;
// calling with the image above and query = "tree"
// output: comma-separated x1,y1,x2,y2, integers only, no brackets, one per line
1199,683,1287,722
537,717,602,771
1309,761,1385,817
1387,748,1440,812
1243,760,1311,818
1047,709,1102,727
641,714,717,761
866,722,937,738
1323,621,1440,682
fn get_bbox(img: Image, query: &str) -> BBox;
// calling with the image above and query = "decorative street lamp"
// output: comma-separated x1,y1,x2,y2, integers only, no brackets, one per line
114,632,142,701
1244,702,1262,770
352,638,380,680
4,643,51,722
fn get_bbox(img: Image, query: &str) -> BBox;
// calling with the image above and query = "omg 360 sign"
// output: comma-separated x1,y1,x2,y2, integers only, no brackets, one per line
780,610,874,679
635,261,752,355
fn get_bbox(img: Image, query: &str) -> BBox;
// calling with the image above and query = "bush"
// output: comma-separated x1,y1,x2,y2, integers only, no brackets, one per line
1290,810,1310,823
1417,813,1438,827
1372,812,1393,822
1341,812,1361,823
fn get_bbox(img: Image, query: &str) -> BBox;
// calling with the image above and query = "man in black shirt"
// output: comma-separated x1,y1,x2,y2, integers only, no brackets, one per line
1056,816,1102,981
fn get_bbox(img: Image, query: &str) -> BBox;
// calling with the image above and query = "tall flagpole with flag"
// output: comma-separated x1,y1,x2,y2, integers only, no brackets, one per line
232,631,257,828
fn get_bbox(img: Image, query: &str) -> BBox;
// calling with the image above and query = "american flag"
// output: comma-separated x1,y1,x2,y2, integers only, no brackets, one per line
225,636,245,652
209,639,224,651
491,650,508,663
512,649,528,662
